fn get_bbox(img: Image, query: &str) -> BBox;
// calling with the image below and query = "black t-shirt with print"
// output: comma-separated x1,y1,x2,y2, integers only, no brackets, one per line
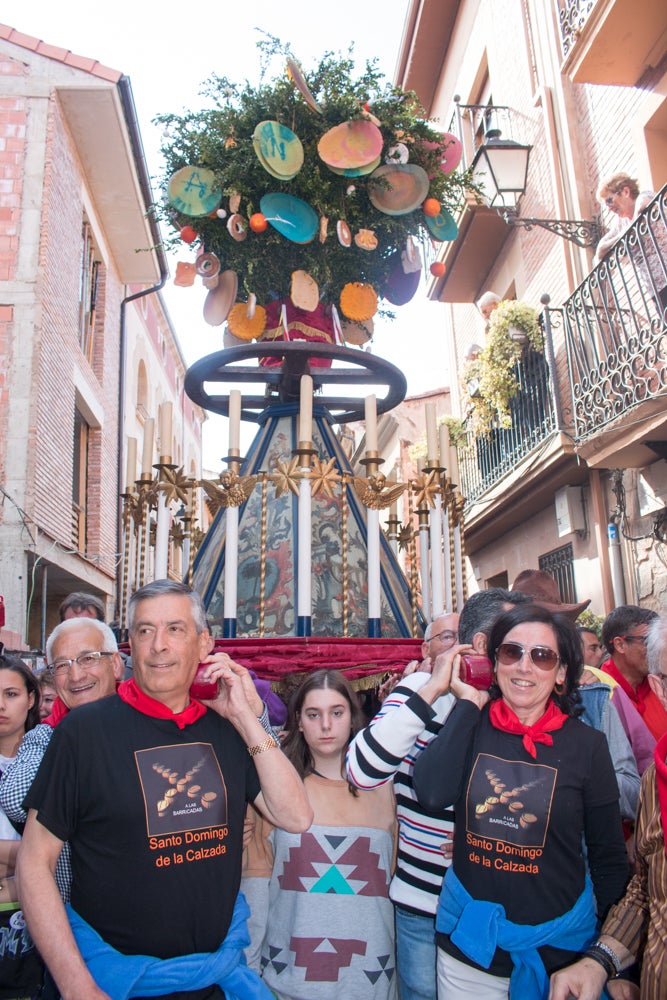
25,696,261,997
413,699,629,978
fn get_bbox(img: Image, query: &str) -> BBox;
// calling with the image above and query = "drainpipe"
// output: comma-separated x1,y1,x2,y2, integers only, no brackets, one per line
115,76,170,620
607,518,627,607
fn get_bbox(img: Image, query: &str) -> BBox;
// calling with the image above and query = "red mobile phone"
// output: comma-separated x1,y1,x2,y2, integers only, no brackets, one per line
189,663,218,701
459,654,494,691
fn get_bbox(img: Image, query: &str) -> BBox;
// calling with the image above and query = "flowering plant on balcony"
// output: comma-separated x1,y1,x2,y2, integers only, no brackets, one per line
463,300,543,434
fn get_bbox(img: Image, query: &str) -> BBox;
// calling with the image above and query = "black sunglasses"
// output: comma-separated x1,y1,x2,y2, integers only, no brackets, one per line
496,642,560,671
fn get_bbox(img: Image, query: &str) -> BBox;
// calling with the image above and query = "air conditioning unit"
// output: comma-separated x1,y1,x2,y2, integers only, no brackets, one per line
555,487,585,537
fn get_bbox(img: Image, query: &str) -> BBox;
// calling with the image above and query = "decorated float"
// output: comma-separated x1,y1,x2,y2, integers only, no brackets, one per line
120,41,475,692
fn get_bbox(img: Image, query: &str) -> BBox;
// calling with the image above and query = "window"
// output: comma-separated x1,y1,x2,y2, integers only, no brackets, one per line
72,408,89,552
539,543,577,603
78,221,101,363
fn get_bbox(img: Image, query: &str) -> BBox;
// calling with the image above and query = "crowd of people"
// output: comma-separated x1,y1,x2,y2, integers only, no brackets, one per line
0,574,666,1000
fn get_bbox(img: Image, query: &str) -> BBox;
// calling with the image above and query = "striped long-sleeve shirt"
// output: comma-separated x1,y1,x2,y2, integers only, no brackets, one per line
602,759,665,999
346,670,456,916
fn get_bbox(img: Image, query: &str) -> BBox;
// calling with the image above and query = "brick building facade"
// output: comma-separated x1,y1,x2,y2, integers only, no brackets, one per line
0,25,203,649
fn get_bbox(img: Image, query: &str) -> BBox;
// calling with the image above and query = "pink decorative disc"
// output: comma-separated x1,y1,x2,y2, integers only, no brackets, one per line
318,119,383,171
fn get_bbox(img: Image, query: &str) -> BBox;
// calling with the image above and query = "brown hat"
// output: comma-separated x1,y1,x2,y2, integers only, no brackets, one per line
510,569,590,621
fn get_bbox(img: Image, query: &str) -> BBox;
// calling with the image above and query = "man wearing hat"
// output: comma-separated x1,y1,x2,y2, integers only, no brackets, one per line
510,569,591,619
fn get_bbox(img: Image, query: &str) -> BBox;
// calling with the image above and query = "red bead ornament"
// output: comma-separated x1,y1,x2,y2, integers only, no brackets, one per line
430,261,446,277
180,225,198,243
423,198,441,217
249,212,268,233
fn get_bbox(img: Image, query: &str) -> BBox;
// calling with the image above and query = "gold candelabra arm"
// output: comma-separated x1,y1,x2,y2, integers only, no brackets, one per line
411,470,441,510
270,457,302,498
352,473,406,510
200,471,258,511
309,456,341,500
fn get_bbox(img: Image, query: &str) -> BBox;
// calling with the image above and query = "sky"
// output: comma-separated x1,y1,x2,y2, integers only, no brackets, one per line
4,0,449,465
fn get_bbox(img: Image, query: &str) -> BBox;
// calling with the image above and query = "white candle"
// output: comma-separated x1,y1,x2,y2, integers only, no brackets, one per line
299,375,313,443
125,437,137,492
425,403,438,463
365,394,378,453
228,390,241,451
449,444,460,484
159,402,172,459
141,419,155,475
439,422,450,471
388,472,398,521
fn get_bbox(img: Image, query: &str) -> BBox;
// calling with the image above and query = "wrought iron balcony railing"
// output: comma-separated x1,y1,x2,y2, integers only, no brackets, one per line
556,0,596,60
458,345,559,505
558,186,667,441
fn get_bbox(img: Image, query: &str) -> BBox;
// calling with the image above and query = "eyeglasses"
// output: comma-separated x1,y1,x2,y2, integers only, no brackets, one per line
621,634,648,646
496,642,560,670
429,629,458,645
47,651,114,676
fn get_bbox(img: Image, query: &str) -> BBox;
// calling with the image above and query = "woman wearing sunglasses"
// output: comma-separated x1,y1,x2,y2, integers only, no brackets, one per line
413,604,629,1000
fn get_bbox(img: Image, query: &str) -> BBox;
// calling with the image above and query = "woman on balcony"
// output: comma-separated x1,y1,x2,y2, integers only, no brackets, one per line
413,605,629,999
594,173,667,318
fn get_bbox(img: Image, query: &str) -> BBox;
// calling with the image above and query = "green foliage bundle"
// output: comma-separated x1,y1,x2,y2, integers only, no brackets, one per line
155,39,476,311
462,300,544,433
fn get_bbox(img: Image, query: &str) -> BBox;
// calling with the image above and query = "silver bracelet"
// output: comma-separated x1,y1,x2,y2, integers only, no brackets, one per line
593,940,622,976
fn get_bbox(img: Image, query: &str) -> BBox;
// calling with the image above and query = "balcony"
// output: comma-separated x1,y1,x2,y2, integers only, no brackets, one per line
558,186,667,466
459,346,560,504
556,0,667,86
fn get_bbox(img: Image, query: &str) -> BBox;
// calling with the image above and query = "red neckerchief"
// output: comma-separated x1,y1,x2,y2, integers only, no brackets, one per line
43,697,70,729
489,698,568,759
117,678,206,729
601,657,645,712
654,733,667,858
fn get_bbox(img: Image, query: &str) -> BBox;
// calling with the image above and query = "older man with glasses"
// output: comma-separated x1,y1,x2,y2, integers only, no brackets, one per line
0,618,123,903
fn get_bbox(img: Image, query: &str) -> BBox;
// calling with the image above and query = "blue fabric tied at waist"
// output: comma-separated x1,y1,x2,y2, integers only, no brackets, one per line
436,868,597,999
66,891,272,1000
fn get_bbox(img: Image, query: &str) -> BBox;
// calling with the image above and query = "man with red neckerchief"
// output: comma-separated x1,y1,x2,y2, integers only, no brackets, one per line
600,606,666,742
17,580,312,1000
550,614,667,1000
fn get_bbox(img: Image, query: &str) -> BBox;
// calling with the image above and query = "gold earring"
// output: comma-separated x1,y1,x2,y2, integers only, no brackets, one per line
554,680,565,695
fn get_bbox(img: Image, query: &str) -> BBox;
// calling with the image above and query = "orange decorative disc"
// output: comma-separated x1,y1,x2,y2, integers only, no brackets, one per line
368,164,430,216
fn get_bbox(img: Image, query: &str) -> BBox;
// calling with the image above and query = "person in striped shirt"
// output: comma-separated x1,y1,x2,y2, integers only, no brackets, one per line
346,590,529,1000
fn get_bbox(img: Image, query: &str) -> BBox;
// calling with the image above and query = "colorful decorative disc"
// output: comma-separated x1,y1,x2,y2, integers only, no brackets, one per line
368,164,430,216
286,57,322,114
168,166,221,217
252,121,304,181
318,119,383,171
425,208,459,242
202,270,238,327
260,193,319,244
439,133,463,174
328,154,382,178
384,250,421,305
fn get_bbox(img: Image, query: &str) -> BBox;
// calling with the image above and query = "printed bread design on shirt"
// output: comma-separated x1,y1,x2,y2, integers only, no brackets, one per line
135,743,229,837
153,759,215,815
474,768,534,828
466,755,557,849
